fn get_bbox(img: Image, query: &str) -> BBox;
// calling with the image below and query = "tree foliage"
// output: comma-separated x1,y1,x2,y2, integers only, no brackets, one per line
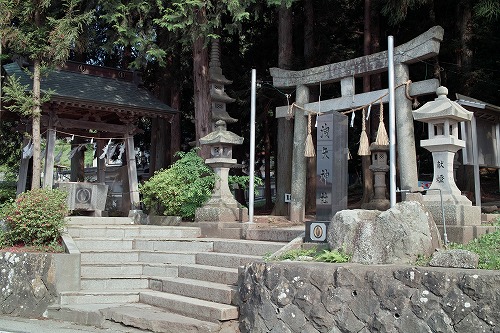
154,0,253,42
1,0,94,188
140,149,215,219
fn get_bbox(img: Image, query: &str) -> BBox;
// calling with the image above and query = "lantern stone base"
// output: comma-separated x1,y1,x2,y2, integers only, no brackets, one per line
424,204,480,244
423,201,481,227
195,206,248,223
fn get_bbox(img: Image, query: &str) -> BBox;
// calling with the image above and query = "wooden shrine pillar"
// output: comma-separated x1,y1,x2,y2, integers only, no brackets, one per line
70,137,85,182
16,135,31,195
125,134,140,211
149,117,159,177
43,112,57,188
96,137,106,184
171,113,181,162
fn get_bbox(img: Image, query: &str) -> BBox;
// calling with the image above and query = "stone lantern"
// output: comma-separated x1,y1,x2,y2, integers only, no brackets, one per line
413,86,480,241
362,143,390,210
195,120,248,222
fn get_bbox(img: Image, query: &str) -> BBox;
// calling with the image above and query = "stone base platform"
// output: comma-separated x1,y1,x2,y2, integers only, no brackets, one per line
194,206,248,223
424,203,481,226
181,221,304,242
437,224,498,244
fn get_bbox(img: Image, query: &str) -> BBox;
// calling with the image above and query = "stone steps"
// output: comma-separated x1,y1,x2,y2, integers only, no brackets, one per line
81,262,178,277
67,225,201,239
81,276,150,290
74,237,215,252
59,290,144,305
178,264,238,285
47,303,222,333
49,217,287,331
139,290,239,322
150,277,237,305
211,238,284,256
196,251,264,268
80,250,198,264
66,216,135,225
100,303,222,333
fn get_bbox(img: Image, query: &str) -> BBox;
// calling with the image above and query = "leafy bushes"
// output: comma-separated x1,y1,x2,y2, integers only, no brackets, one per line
265,247,351,263
0,188,69,249
140,150,215,219
0,182,16,205
450,228,500,270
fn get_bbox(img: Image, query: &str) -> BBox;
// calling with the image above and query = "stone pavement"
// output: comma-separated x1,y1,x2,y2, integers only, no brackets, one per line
0,315,148,333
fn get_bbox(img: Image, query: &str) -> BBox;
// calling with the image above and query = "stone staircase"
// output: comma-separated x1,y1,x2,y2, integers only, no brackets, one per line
46,216,286,332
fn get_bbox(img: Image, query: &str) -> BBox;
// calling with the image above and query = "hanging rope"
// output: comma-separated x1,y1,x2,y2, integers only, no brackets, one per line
375,100,389,145
304,112,315,157
358,108,371,156
405,79,420,108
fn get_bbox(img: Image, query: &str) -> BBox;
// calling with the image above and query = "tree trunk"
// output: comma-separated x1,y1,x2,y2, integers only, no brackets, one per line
304,0,316,215
456,0,475,193
193,6,211,160
360,0,374,204
30,6,43,189
170,85,181,162
456,0,473,95
31,59,42,189
264,104,273,211
272,3,294,216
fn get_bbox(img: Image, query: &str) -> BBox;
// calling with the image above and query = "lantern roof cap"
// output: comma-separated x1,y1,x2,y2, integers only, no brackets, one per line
199,120,244,146
413,86,473,122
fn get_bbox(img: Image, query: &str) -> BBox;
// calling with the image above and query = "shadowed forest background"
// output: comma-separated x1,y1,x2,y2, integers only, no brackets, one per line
1,0,499,215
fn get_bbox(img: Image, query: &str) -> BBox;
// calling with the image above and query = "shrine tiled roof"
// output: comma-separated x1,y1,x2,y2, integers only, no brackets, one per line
2,62,177,114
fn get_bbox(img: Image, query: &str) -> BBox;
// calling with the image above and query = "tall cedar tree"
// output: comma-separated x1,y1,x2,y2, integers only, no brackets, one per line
0,0,93,189
154,0,253,159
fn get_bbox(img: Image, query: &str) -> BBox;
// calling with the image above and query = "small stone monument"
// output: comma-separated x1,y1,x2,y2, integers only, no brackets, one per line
362,143,390,210
195,120,248,222
413,86,481,242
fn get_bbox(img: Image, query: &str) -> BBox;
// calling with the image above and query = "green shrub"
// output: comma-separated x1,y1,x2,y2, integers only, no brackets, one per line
0,188,68,248
0,182,16,205
265,247,351,263
140,149,215,219
450,229,500,270
315,249,351,263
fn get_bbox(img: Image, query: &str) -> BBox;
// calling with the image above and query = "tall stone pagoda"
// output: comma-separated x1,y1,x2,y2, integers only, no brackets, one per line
209,39,237,126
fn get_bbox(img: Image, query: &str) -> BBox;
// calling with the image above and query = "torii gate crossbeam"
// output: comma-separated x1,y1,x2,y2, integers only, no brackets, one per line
270,26,445,222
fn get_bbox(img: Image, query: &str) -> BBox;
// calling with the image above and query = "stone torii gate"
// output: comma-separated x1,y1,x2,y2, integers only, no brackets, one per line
270,26,444,222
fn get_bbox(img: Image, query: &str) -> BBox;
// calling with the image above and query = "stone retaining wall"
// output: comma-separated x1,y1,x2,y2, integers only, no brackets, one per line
239,262,500,333
0,246,80,317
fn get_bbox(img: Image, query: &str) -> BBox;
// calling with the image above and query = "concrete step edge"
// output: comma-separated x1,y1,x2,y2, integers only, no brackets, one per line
45,303,123,327
139,291,238,321
177,264,238,284
100,303,221,333
178,263,238,273
153,276,236,291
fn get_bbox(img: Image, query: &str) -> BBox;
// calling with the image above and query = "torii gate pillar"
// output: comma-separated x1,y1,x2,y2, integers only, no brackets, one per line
395,64,419,192
271,26,444,222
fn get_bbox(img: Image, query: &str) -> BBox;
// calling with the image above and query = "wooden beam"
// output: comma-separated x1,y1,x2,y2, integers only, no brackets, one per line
275,78,439,118
270,26,444,87
41,115,132,134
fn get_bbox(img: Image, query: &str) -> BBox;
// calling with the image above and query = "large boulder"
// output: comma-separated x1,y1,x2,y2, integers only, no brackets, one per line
327,201,442,264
